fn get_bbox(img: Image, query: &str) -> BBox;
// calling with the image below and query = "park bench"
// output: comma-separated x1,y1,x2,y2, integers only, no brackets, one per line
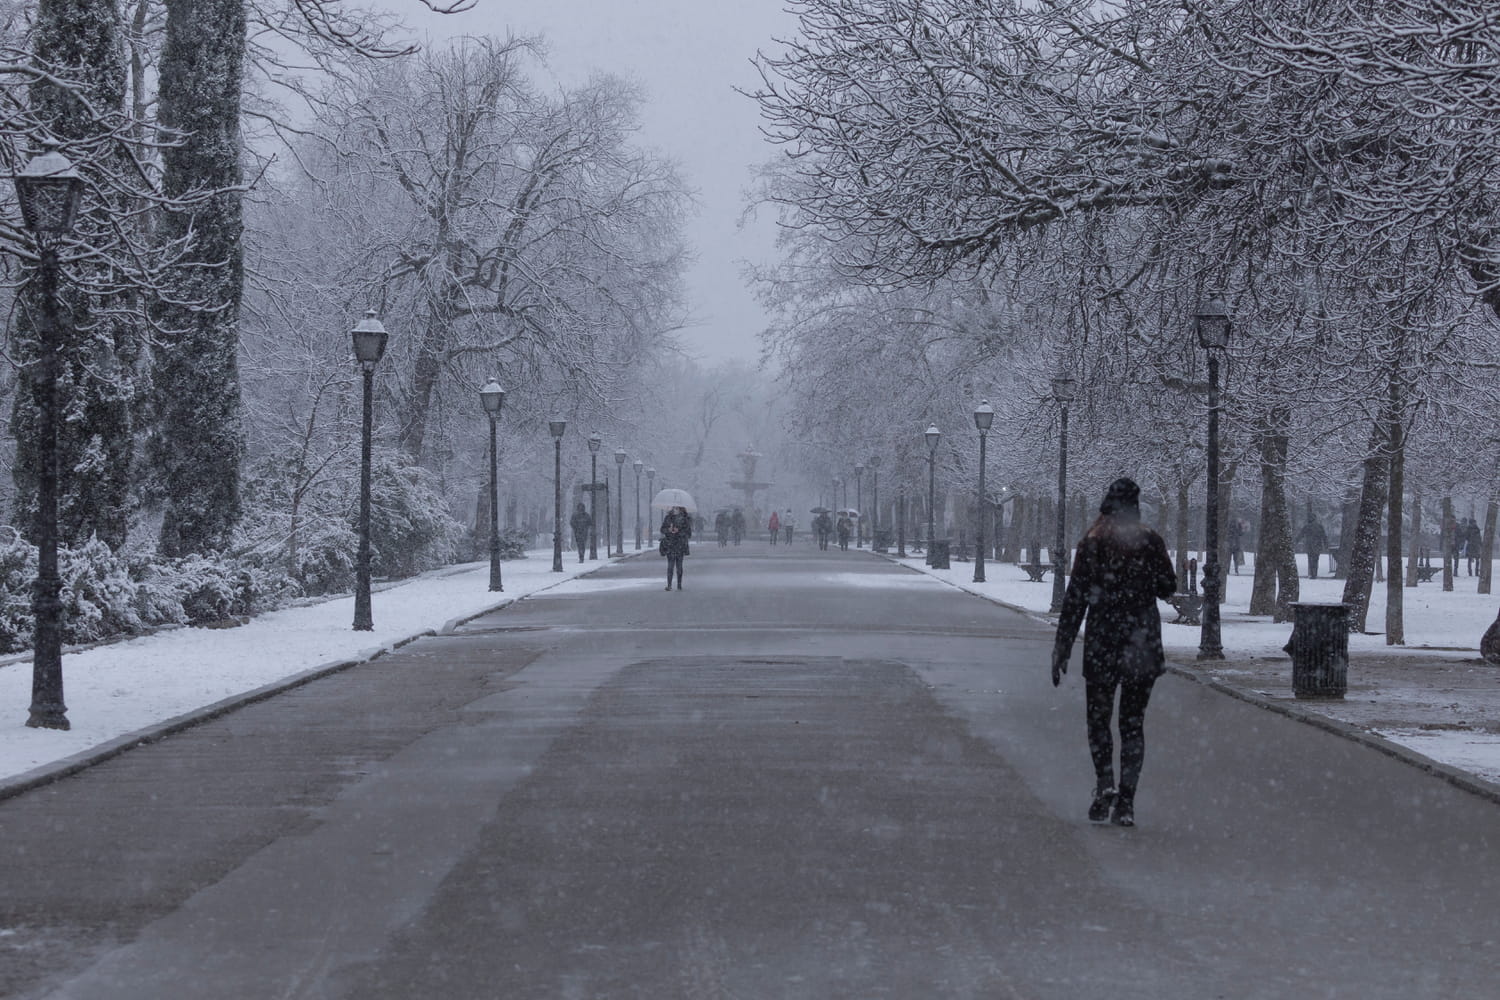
1020,563,1051,582
1167,594,1203,625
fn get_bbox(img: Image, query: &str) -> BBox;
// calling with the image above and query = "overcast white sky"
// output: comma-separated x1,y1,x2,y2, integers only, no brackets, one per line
401,0,797,366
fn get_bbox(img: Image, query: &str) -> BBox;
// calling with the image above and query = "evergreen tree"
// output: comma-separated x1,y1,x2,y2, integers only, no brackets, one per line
12,0,140,550
149,0,246,555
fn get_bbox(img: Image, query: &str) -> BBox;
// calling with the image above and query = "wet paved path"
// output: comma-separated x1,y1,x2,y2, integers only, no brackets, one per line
3,544,1499,998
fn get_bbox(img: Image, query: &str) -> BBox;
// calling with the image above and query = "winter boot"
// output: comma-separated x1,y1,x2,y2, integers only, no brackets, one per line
1088,785,1116,822
1110,789,1135,828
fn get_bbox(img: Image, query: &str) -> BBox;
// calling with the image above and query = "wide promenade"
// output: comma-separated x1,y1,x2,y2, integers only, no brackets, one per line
3,544,1497,998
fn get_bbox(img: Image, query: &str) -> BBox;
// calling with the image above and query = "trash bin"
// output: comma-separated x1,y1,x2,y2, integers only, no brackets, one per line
873,528,893,553
928,539,950,570
1283,603,1349,699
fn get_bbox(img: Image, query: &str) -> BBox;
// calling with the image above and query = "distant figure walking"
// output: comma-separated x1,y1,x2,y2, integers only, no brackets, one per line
836,514,852,551
1297,517,1328,579
731,508,746,546
783,511,795,544
1052,477,1177,828
1226,518,1244,574
768,510,781,545
715,510,730,548
814,511,833,551
569,502,592,564
1465,517,1484,576
659,505,692,591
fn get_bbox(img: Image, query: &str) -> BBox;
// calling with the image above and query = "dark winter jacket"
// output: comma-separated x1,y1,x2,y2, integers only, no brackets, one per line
1297,520,1327,555
569,506,592,545
1054,510,1177,683
660,508,692,558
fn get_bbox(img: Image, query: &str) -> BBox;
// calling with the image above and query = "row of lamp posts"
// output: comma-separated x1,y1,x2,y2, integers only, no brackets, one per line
7,131,1230,733
915,294,1229,657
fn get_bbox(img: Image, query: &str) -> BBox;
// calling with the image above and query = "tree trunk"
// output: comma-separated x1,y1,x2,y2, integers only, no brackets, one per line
1340,423,1391,633
1406,488,1422,587
1385,405,1405,645
1480,498,1497,596
1175,481,1191,593
1335,487,1360,579
1218,461,1237,604
1250,415,1298,620
1442,497,1455,592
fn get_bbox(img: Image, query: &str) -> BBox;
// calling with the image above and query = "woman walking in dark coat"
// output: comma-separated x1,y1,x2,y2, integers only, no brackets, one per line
659,505,692,590
1051,477,1177,827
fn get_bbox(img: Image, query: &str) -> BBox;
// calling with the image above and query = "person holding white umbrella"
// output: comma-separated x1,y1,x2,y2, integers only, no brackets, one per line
652,488,696,591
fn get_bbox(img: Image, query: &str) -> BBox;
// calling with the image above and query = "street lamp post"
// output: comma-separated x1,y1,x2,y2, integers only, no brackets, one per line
646,467,656,545
1049,375,1076,613
854,464,864,547
350,310,390,631
925,425,941,565
587,432,601,559
15,144,84,730
973,401,995,583
633,459,643,550
480,379,506,592
613,448,627,556
869,455,881,549
550,419,566,572
1197,296,1231,660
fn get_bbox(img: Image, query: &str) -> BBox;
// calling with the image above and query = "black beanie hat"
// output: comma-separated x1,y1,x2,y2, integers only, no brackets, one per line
1100,477,1141,515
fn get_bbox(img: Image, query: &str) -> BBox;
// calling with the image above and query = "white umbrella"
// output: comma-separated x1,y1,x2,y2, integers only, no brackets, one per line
651,488,697,512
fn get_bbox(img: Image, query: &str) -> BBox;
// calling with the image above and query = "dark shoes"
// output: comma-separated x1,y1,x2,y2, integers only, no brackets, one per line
1111,794,1135,828
1088,787,1116,822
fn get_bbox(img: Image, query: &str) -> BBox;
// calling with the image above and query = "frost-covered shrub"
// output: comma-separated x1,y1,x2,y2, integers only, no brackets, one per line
368,457,464,579
60,536,147,642
238,454,357,596
150,554,299,625
0,529,36,653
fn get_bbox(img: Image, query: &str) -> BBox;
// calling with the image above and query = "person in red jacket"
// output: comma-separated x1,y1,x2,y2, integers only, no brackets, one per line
1052,477,1177,828
768,510,781,545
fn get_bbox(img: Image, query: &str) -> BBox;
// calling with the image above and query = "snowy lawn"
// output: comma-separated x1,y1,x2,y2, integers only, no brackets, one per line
0,552,625,787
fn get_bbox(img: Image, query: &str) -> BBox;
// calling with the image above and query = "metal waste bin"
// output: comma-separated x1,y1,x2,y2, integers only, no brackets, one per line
873,528,893,553
1283,603,1349,699
928,539,950,570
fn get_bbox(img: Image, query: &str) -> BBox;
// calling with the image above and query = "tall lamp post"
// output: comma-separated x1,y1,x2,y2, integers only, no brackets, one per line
613,448,627,556
973,401,995,583
633,460,643,549
925,425,941,565
480,379,506,592
587,432,601,559
854,463,865,547
351,310,390,631
550,419,566,572
869,455,881,549
15,144,84,730
1049,375,1076,613
646,467,656,545
1197,296,1231,660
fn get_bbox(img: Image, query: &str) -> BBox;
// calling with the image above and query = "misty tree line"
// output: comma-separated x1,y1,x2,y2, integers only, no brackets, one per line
749,0,1500,644
0,0,727,649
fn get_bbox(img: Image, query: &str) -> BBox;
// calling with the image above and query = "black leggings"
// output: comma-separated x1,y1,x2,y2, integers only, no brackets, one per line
666,555,683,586
1086,676,1157,797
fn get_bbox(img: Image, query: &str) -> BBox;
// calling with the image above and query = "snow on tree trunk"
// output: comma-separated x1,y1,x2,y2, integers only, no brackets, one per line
1340,423,1391,633
150,0,247,557
13,0,139,550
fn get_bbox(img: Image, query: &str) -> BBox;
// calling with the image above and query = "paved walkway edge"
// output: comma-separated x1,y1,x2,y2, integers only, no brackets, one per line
0,565,617,804
880,550,1500,807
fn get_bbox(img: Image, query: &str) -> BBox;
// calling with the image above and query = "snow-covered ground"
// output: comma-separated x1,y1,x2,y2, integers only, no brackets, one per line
0,554,621,788
2,544,1497,793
